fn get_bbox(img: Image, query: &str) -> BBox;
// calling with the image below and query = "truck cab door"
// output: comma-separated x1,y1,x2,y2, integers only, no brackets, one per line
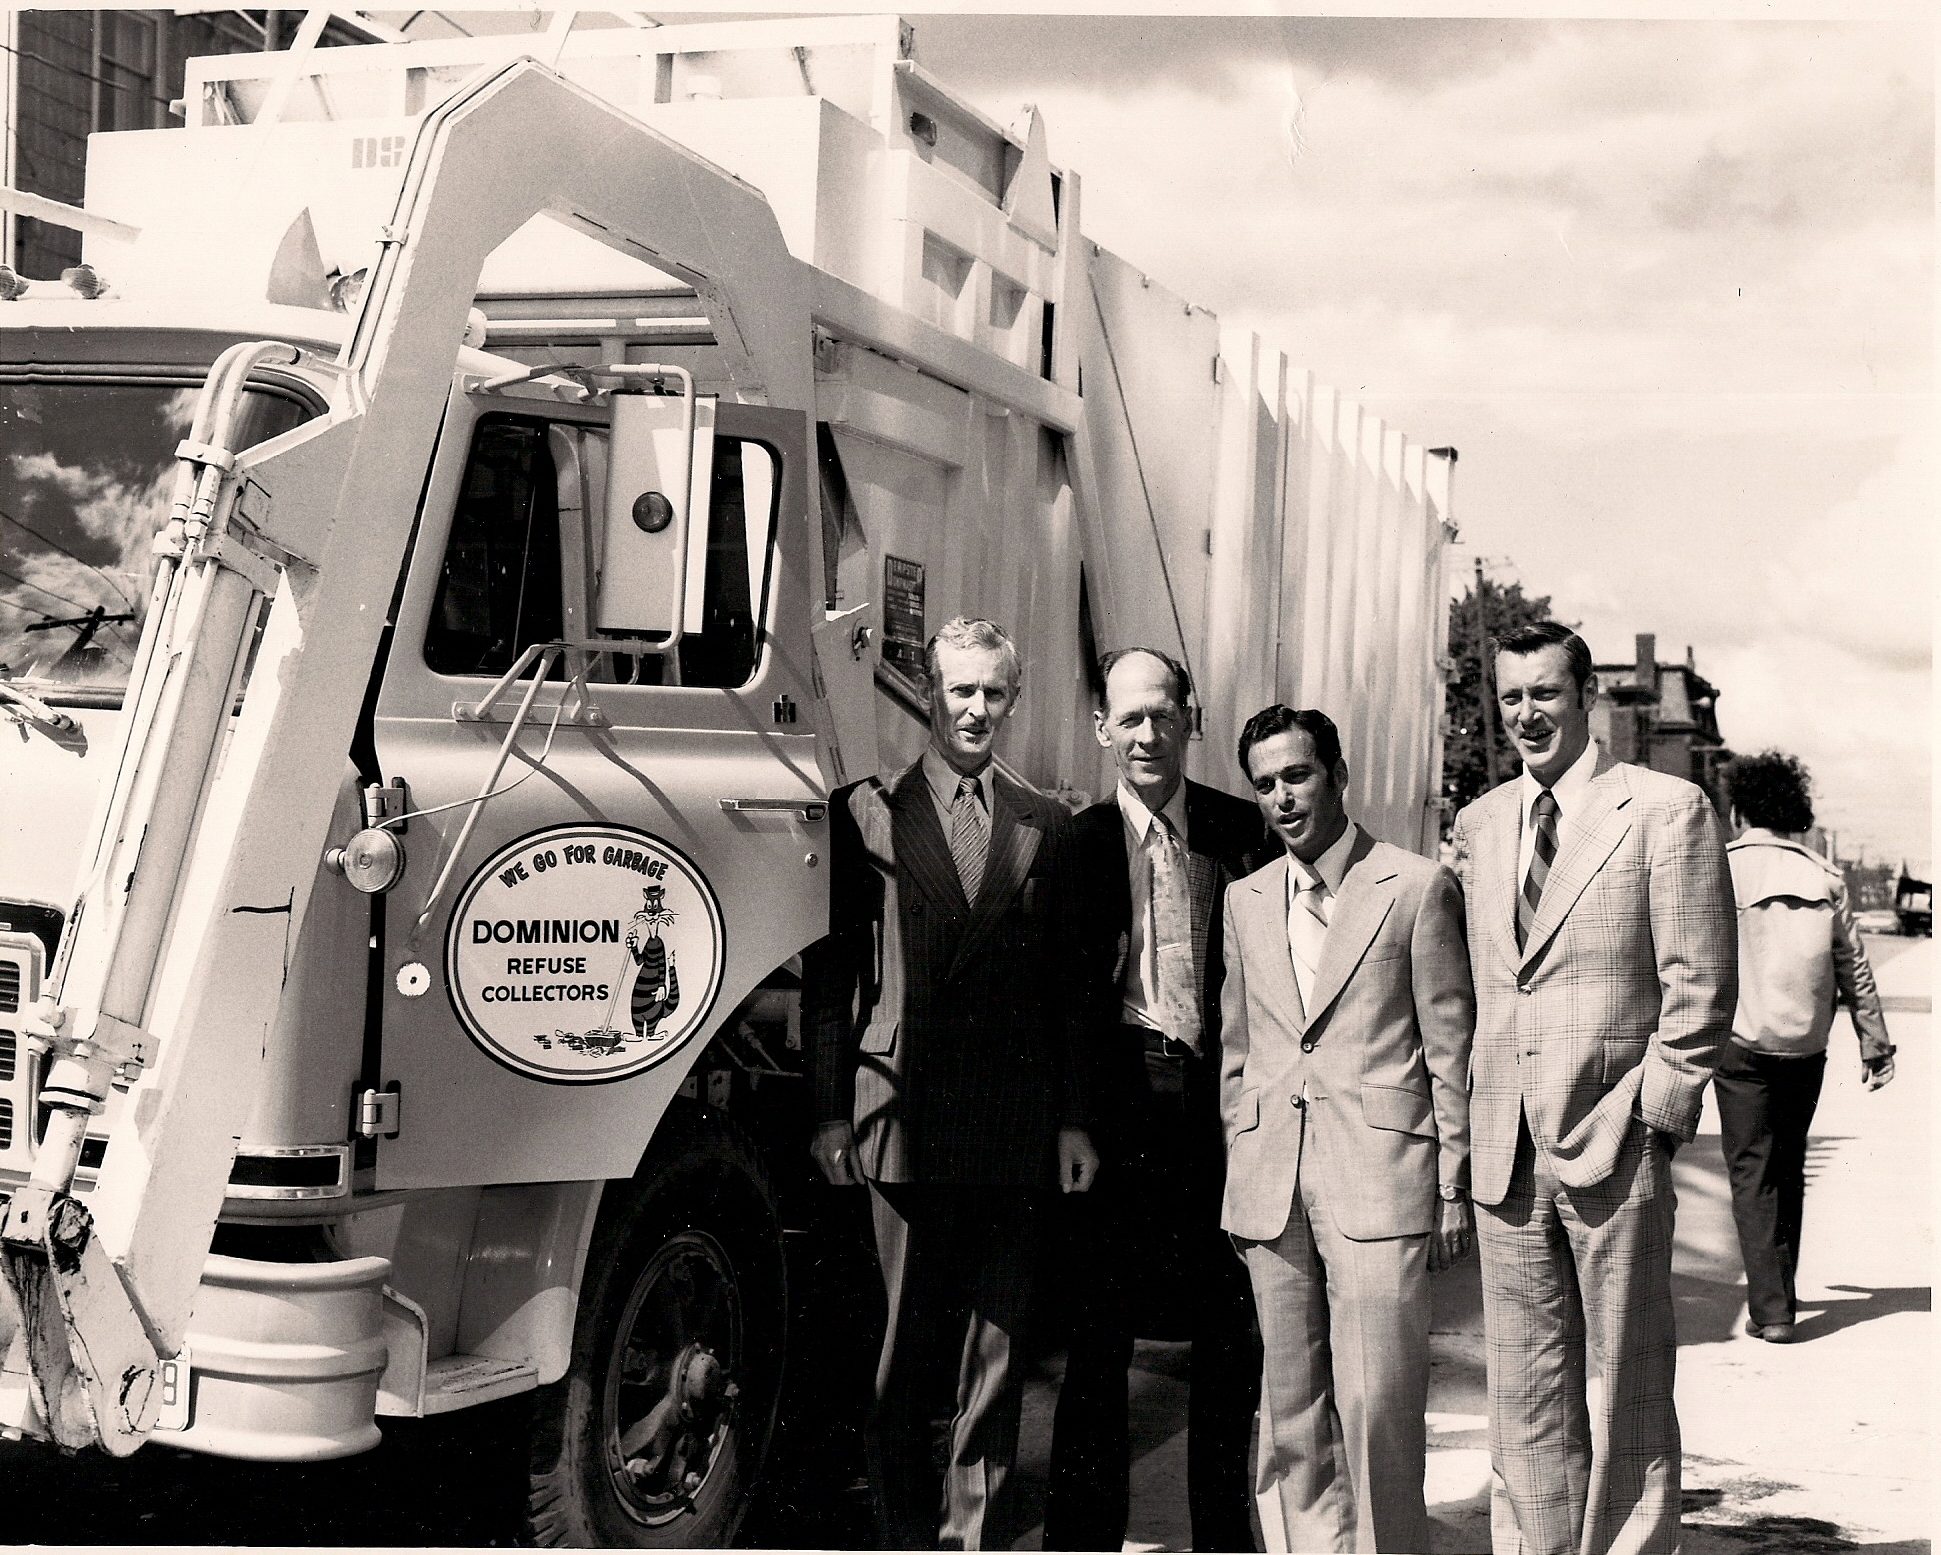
367,387,826,1189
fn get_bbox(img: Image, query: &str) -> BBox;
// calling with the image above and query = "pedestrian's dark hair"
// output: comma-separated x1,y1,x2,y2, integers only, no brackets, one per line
1725,750,1815,834
1097,646,1193,711
1236,704,1344,776
1491,620,1594,690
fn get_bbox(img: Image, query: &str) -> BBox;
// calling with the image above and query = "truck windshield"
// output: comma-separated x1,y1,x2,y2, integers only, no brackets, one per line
0,378,313,697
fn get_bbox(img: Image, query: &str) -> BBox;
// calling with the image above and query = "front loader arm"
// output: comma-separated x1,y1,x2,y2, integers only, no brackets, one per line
0,57,808,1455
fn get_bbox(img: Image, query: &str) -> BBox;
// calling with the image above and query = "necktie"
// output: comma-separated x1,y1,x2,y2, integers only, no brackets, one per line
1518,789,1560,950
949,776,987,903
1147,815,1201,1050
1289,876,1329,1017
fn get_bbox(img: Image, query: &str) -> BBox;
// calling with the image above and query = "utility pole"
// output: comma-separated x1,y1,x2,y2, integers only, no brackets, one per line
1475,554,1501,788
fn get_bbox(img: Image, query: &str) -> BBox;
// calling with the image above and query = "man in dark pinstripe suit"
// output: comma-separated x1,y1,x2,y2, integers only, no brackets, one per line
805,616,1099,1551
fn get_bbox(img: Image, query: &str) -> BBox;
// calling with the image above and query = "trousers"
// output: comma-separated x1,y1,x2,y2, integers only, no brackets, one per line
1046,1029,1260,1551
1713,1044,1828,1327
1475,1116,1681,1555
866,1182,1037,1551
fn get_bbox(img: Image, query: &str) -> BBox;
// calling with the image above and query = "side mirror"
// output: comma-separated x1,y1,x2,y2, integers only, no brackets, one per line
597,368,715,641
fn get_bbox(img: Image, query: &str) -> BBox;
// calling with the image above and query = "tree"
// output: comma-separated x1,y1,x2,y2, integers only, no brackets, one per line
1442,572,1560,823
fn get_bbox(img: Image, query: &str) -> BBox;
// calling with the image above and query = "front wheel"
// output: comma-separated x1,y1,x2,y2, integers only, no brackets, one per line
525,1108,786,1547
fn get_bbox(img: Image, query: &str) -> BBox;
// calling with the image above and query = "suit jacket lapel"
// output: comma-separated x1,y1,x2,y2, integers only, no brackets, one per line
949,772,1044,974
1518,759,1633,968
1481,783,1524,973
1239,855,1305,1030
888,761,967,915
1303,831,1397,1032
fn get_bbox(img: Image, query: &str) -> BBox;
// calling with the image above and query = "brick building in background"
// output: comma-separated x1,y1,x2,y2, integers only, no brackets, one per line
3,9,378,277
1590,632,1732,813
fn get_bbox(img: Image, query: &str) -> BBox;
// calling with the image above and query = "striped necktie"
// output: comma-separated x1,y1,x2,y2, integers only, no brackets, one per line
1517,789,1560,950
949,775,988,903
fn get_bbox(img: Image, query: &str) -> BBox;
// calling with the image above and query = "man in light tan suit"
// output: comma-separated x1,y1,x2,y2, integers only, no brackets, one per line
1220,705,1475,1553
1450,622,1736,1555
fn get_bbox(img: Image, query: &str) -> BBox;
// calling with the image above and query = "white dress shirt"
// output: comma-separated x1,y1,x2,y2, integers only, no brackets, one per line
922,745,992,849
1517,738,1601,883
1284,821,1360,1014
1116,778,1191,1032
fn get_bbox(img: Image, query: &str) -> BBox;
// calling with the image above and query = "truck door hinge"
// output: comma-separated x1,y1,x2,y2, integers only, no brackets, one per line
362,779,410,832
355,1084,402,1140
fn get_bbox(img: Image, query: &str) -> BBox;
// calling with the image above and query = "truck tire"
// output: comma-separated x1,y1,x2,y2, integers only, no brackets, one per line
525,1108,786,1548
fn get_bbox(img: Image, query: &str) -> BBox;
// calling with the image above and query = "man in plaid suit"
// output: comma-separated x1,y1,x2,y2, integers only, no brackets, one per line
1045,647,1267,1553
1450,622,1737,1555
804,616,1099,1550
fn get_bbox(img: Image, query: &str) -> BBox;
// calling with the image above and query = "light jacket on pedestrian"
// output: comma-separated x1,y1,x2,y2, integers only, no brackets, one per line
1726,828,1893,1063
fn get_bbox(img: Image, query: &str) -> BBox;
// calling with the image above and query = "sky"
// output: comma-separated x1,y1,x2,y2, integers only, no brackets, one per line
904,10,1934,872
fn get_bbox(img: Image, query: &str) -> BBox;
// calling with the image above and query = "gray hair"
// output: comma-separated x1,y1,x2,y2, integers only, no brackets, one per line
923,616,1021,691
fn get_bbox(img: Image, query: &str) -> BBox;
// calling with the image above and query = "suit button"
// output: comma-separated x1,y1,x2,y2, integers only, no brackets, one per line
1518,984,1534,996
1291,1095,1305,1109
1300,1039,1315,1053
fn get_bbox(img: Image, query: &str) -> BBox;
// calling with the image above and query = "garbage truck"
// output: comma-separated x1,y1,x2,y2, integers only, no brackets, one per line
0,14,1456,1545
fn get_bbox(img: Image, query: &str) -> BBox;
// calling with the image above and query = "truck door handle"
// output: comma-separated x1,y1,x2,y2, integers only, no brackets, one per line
719,798,827,822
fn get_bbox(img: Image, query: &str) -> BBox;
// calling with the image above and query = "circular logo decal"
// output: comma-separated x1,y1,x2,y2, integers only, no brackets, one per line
445,823,726,1084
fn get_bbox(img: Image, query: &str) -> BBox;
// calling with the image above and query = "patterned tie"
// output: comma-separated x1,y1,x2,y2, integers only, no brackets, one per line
949,776,988,903
1148,815,1201,1050
1518,789,1560,950
1289,876,1329,1018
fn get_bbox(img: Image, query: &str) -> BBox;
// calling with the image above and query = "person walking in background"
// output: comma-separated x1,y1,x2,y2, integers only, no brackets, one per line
1220,705,1474,1553
1717,751,1896,1345
1450,622,1736,1555
803,616,1099,1550
1045,647,1265,1554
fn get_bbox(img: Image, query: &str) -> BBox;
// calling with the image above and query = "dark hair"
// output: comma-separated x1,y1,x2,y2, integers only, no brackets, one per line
1725,750,1815,834
1491,620,1593,690
1097,646,1193,711
1236,704,1344,776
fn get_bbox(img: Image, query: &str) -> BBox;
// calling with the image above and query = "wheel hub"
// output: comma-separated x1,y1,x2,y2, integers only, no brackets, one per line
603,1231,744,1527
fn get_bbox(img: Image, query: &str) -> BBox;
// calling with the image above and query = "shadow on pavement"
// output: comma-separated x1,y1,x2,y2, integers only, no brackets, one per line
1791,1282,1933,1342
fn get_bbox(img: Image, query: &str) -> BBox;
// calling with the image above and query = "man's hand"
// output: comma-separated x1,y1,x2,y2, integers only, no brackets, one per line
1429,1196,1473,1273
811,1120,860,1187
1864,1055,1896,1092
1057,1127,1100,1194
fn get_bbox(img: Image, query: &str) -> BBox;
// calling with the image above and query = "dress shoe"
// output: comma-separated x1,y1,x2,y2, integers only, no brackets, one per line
1744,1318,1796,1343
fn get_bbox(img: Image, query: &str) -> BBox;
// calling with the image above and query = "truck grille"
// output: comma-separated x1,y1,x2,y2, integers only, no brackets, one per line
0,962,16,1013
0,1032,13,1081
0,1100,10,1151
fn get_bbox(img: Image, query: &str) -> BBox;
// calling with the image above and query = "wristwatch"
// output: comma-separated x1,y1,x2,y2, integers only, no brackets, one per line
1437,1183,1468,1202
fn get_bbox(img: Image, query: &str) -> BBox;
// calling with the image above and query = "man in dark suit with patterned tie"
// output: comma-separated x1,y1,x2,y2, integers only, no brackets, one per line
1045,647,1267,1553
804,615,1099,1551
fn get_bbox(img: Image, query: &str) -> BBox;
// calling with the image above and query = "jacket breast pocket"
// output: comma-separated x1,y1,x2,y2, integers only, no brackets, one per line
860,1020,897,1056
1361,1082,1435,1137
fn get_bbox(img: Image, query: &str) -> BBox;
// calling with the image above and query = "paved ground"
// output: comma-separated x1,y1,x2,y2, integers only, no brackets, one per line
0,935,1926,1549
1003,933,1932,1554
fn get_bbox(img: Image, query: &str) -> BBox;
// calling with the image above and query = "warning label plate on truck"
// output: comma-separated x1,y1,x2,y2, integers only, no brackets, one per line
445,823,726,1083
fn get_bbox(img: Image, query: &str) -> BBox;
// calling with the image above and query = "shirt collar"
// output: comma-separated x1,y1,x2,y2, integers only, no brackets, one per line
1116,776,1188,844
1520,737,1601,825
1287,820,1359,897
922,745,991,812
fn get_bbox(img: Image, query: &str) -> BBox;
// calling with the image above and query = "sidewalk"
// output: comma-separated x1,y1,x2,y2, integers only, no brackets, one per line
1014,934,1933,1554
